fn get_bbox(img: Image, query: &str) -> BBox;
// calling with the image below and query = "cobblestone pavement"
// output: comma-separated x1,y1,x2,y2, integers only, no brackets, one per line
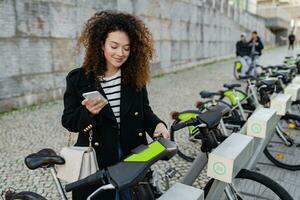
1,45,299,199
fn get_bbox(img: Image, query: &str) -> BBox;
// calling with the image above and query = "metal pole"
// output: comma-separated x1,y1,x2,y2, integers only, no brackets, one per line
180,152,208,186
49,167,67,200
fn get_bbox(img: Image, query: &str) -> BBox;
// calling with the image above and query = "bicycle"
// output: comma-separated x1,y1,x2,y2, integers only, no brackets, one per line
1,138,177,200
233,52,264,80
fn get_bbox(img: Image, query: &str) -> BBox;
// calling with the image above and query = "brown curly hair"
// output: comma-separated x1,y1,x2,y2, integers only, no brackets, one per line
77,10,154,90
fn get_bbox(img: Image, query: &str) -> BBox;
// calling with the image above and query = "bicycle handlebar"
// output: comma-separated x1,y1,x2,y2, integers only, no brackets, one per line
65,170,107,192
171,117,203,131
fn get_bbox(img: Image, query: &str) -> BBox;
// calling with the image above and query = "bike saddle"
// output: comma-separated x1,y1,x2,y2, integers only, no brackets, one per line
274,65,290,70
265,65,276,70
199,90,220,99
223,83,241,90
197,106,222,129
239,75,257,80
259,79,277,87
107,138,177,190
269,72,284,79
25,148,65,170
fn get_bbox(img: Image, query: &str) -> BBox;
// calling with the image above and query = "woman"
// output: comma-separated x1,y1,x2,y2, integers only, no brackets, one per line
61,10,170,200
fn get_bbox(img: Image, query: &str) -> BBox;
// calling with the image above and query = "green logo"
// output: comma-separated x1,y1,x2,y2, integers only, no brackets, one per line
251,123,262,134
213,162,226,175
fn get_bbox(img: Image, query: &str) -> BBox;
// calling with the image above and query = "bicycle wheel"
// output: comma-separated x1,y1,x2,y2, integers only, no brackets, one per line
204,169,292,200
264,114,300,170
11,191,46,200
231,169,293,200
170,111,202,162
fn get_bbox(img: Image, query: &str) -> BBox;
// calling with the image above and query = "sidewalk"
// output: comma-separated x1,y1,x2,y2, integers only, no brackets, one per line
0,45,299,199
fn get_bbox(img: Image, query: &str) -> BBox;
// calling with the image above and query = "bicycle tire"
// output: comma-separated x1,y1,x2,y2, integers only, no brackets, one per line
234,169,293,200
264,113,300,170
204,169,293,200
11,191,46,200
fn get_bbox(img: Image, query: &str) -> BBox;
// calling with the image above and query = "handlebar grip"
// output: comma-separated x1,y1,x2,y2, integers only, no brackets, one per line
171,117,199,131
65,170,106,192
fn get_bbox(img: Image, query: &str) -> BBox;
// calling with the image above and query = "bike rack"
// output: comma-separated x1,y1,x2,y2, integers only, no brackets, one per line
205,107,280,200
270,94,292,116
247,107,277,138
158,183,204,200
207,133,254,183
292,76,300,84
284,83,300,101
244,107,280,169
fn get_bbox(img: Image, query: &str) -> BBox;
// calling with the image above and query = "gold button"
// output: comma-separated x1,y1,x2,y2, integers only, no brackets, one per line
94,142,99,146
138,132,143,137
134,112,139,116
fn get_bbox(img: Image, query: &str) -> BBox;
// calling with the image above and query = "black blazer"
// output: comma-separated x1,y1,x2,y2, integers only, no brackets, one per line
61,68,166,169
249,37,264,56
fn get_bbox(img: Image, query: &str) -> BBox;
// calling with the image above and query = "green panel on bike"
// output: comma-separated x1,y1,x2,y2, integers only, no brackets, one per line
178,113,199,134
235,61,242,72
224,90,246,106
286,59,295,65
124,141,165,162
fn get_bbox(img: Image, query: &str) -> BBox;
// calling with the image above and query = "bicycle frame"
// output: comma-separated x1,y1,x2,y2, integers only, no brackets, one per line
48,166,67,200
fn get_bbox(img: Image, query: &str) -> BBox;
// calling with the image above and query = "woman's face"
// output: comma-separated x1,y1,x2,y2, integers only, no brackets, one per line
102,31,130,69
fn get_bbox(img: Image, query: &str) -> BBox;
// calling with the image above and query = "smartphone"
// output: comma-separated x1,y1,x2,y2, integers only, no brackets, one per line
82,91,105,101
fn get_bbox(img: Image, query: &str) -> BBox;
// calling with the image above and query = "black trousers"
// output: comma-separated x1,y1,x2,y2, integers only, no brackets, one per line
288,42,294,50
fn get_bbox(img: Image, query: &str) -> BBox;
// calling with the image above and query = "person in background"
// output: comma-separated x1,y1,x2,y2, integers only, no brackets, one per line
248,31,264,75
236,33,251,77
288,31,296,50
249,31,264,57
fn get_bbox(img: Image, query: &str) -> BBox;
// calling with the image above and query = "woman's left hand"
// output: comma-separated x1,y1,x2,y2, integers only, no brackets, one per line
154,123,170,139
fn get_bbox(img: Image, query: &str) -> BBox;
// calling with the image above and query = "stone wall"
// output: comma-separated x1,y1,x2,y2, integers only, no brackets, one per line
0,0,275,112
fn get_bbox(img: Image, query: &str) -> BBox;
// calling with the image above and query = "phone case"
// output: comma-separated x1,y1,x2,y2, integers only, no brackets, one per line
82,91,104,100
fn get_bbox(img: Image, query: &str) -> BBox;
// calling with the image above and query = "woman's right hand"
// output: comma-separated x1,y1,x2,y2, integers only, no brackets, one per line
81,97,108,116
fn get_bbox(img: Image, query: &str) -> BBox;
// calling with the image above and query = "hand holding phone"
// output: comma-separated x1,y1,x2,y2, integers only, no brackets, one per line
82,91,108,115
82,91,105,101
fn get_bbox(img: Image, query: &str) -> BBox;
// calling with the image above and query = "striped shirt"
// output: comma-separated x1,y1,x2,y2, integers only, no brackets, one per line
100,70,121,126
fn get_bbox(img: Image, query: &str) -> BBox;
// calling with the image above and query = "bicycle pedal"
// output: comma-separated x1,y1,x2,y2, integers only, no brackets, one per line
165,168,177,179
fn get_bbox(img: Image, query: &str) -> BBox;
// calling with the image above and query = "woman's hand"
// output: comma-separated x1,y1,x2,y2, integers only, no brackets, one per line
82,97,108,116
154,122,170,139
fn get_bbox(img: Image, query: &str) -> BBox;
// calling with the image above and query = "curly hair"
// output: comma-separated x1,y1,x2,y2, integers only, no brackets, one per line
77,10,154,90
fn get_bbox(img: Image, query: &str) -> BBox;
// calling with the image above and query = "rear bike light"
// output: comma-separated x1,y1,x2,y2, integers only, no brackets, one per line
1,187,16,200
275,153,285,160
169,111,179,120
195,101,203,109
288,122,296,129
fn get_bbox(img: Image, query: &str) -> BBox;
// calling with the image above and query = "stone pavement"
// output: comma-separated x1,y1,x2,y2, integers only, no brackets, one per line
0,45,300,199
